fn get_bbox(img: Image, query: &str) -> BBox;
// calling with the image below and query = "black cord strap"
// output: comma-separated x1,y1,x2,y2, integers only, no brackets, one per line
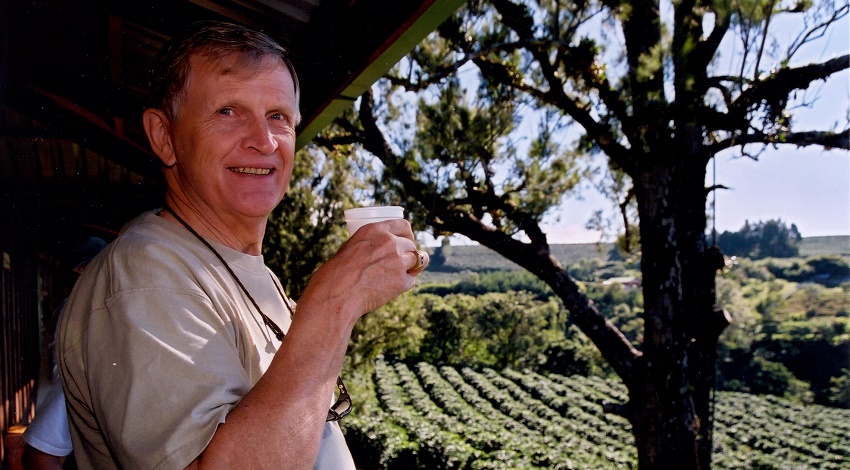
163,206,290,342
161,206,351,422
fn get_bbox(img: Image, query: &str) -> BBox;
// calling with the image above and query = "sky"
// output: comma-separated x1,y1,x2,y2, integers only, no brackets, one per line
439,5,849,246
534,145,849,245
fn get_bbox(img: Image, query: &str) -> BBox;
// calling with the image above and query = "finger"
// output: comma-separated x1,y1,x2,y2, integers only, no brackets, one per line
379,218,416,240
407,249,429,274
403,273,416,291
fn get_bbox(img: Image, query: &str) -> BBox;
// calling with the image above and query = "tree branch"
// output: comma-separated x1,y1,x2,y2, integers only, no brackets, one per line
432,209,645,387
692,8,732,80
487,0,636,174
349,89,643,385
312,130,361,148
710,128,850,153
619,187,635,252
704,184,730,196
786,4,849,60
729,54,850,118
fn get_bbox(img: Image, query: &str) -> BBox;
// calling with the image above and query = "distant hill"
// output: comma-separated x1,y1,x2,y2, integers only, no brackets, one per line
800,235,850,257
421,236,849,283
429,242,612,272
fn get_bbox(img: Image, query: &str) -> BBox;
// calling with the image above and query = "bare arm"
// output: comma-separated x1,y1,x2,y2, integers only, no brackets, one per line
187,219,426,468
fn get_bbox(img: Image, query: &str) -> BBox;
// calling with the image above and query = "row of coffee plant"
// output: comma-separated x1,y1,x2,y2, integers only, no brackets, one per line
343,359,850,469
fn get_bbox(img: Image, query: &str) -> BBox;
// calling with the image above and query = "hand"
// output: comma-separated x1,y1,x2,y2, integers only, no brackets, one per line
299,219,429,319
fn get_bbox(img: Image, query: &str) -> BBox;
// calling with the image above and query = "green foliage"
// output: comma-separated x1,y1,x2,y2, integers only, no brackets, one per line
348,288,567,373
780,283,850,318
418,270,553,299
543,324,615,377
411,247,849,408
716,277,760,351
418,292,563,370
828,369,850,409
762,257,815,282
711,272,849,405
348,292,430,369
566,257,608,282
583,283,644,345
343,358,850,469
763,255,850,286
753,317,850,405
721,256,775,283
746,279,793,322
417,294,466,365
719,354,813,402
428,253,848,407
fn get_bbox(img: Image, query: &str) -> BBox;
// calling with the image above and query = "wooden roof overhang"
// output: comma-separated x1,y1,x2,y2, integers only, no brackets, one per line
0,0,463,238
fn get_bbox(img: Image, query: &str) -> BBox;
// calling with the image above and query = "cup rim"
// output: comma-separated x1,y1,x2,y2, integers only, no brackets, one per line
344,206,404,219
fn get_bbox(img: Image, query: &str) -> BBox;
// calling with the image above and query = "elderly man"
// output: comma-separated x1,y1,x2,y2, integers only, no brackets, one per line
58,21,428,469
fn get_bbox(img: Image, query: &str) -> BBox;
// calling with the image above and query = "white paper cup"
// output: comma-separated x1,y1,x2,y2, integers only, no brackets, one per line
344,206,404,235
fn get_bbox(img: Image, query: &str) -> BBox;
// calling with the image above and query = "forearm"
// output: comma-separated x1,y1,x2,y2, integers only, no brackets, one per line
190,220,418,468
190,297,357,469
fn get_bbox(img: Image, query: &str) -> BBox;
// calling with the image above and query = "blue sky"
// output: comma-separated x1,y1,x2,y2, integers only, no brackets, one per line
539,145,849,245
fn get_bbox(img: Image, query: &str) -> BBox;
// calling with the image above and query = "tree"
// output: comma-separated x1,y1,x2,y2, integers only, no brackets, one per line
829,368,850,408
347,292,430,368
316,0,849,467
716,219,803,259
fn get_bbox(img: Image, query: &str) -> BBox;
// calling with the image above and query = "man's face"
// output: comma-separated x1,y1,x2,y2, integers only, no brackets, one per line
165,55,298,221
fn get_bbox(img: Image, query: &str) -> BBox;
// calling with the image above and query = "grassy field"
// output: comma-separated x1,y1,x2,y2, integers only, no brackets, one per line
800,235,850,257
421,236,849,283
422,243,611,280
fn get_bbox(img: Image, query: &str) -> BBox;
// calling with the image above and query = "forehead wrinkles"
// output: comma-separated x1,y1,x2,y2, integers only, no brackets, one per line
177,54,293,115
195,52,294,87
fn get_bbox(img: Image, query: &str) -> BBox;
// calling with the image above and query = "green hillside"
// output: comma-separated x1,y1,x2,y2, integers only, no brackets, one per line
421,243,612,284
424,236,849,277
344,359,850,469
800,236,850,257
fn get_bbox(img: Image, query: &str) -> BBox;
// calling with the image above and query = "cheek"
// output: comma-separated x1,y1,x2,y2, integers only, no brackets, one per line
277,138,296,166
278,160,295,188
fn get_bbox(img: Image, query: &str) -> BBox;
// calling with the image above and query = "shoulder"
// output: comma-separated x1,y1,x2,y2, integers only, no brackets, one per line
81,212,217,298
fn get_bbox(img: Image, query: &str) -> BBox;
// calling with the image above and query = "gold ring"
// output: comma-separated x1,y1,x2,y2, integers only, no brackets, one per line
413,250,427,270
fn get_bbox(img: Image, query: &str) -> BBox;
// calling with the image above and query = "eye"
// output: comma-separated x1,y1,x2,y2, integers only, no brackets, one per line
218,108,234,116
268,112,295,132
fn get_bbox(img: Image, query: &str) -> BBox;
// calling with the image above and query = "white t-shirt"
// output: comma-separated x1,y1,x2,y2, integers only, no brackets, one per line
22,363,73,456
58,212,355,469
24,298,74,457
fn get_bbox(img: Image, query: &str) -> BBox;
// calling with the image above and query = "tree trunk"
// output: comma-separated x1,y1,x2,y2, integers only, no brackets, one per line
629,160,728,469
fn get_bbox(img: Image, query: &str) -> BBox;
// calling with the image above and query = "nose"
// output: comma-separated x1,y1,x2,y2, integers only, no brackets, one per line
243,117,278,155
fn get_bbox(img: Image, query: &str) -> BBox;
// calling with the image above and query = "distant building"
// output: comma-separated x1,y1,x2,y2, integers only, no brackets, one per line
602,276,642,290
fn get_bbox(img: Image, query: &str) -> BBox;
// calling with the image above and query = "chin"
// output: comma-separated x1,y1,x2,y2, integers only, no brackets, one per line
233,198,283,218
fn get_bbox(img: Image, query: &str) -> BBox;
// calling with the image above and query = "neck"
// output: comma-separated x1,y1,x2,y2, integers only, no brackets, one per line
160,198,266,256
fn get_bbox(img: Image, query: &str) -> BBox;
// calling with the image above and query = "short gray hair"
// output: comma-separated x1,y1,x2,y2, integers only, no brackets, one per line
145,21,300,124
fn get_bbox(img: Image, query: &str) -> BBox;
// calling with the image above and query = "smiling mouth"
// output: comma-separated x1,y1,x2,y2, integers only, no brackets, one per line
230,167,272,175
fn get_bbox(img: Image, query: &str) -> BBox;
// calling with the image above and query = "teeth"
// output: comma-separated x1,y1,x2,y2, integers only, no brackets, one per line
231,167,271,175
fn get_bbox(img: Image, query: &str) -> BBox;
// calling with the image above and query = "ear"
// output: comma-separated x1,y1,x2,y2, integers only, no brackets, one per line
143,109,177,167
